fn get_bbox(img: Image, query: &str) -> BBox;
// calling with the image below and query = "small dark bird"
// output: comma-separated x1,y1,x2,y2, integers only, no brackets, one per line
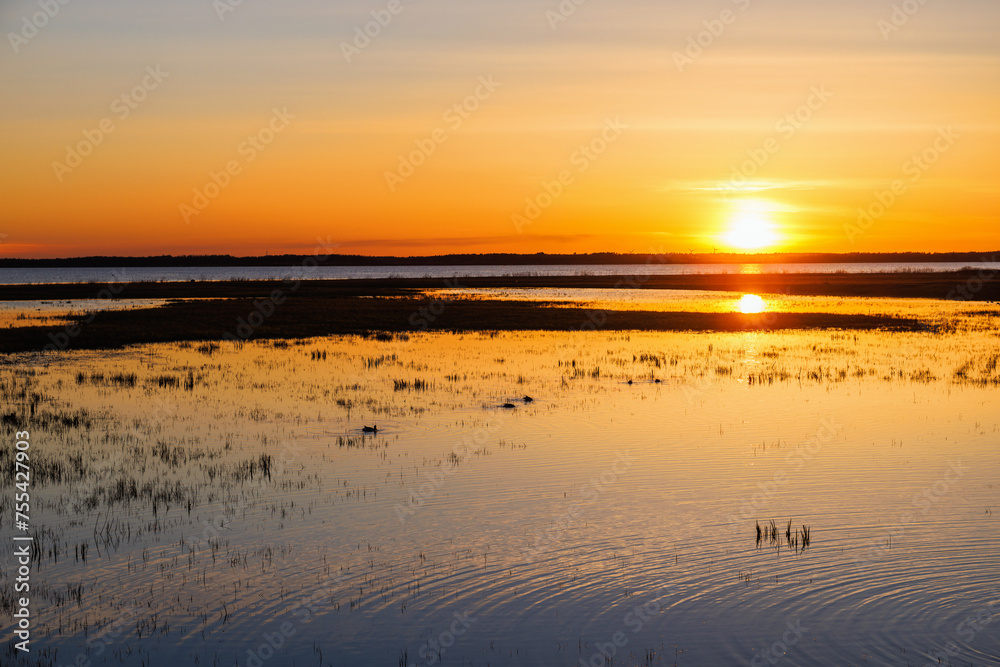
362,425,377,433
502,403,516,409
522,395,534,403
627,379,633,385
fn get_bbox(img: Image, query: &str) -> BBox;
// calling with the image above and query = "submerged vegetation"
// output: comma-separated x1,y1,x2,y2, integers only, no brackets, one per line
0,319,998,665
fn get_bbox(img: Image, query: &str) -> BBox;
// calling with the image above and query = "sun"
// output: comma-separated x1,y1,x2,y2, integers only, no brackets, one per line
722,200,780,250
725,213,776,249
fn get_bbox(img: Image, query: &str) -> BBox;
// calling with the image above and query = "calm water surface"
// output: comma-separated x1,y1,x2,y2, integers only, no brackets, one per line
0,302,998,666
1,261,998,285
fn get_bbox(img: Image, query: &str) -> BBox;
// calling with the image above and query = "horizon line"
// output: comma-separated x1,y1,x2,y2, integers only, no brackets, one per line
1,250,997,267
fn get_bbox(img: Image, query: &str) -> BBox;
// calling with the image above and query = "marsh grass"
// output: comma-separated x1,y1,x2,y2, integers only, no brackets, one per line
756,519,812,552
75,372,137,387
393,378,431,391
1,325,997,664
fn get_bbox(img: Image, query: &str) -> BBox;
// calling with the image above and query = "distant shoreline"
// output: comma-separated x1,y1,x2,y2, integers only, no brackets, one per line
0,251,996,268
0,271,995,354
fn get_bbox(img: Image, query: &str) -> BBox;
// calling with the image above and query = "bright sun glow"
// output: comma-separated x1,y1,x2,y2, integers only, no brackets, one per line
738,294,766,313
723,200,780,250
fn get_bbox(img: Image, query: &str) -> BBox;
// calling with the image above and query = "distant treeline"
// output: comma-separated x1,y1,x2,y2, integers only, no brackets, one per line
0,251,996,268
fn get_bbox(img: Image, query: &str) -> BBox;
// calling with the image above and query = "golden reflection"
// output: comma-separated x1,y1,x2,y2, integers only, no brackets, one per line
738,294,766,313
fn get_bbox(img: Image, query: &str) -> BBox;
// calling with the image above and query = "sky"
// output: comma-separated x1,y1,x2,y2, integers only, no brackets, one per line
1,0,998,258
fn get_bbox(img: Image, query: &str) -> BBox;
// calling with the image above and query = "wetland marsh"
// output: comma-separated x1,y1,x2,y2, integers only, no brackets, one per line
1,289,998,666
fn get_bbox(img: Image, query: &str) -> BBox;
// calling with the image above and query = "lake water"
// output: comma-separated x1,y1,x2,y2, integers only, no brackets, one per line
1,261,997,285
0,296,998,666
429,287,1000,324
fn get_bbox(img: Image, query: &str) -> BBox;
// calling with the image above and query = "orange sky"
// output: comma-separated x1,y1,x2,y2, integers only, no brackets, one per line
1,1,997,258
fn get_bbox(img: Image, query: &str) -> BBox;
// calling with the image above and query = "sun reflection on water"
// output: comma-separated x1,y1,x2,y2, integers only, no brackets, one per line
738,294,766,313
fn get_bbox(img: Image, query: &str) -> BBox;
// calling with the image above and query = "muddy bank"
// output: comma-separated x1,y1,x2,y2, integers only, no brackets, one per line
1,270,996,301
0,296,927,354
